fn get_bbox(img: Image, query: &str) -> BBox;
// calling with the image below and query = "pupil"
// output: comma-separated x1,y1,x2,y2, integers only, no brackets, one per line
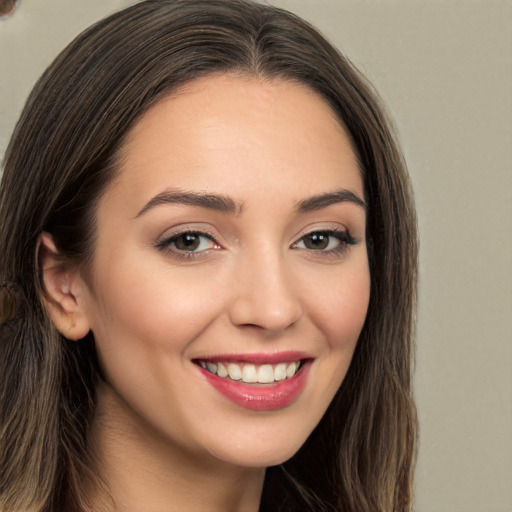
306,233,329,250
176,233,200,251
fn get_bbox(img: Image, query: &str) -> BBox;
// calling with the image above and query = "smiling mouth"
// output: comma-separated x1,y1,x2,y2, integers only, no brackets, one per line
194,355,311,410
195,360,303,384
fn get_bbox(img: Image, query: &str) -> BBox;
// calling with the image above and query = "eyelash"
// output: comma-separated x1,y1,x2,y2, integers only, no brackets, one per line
156,228,356,260
291,229,357,256
156,230,219,260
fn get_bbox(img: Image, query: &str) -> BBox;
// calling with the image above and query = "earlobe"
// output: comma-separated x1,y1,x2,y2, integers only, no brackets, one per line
38,233,91,340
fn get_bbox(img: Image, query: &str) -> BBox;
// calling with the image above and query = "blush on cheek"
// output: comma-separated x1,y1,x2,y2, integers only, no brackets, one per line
320,281,370,348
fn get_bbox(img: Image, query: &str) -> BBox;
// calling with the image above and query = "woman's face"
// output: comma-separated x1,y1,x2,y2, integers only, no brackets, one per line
80,75,370,468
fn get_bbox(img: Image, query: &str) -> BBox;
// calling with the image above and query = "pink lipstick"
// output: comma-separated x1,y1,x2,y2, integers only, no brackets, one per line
194,352,311,411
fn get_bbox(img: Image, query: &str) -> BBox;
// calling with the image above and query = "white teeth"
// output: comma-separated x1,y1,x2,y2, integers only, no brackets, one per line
286,362,298,378
227,363,242,381
274,363,287,381
257,364,275,383
242,364,258,383
206,362,217,374
199,360,302,383
217,362,228,378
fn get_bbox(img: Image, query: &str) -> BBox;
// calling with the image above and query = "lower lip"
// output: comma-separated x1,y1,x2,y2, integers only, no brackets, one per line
198,362,310,411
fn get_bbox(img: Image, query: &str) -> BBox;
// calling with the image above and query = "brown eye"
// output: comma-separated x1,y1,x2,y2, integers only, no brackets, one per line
157,231,218,255
173,233,202,251
292,230,356,254
302,233,331,250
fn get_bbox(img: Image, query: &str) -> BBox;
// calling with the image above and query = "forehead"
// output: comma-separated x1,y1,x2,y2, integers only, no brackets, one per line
105,74,363,209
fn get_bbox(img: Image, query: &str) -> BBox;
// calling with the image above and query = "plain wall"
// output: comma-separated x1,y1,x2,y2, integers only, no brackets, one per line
1,1,511,511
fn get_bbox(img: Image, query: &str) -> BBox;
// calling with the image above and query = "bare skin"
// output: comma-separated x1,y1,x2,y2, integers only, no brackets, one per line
41,74,369,510
86,383,264,512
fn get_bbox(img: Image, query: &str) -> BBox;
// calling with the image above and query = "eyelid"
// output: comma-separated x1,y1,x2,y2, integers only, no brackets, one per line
291,227,357,254
156,223,220,244
292,223,354,242
155,227,223,259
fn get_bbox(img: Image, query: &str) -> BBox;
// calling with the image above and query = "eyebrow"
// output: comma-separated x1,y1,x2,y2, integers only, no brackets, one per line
135,187,365,218
295,188,366,212
135,189,243,218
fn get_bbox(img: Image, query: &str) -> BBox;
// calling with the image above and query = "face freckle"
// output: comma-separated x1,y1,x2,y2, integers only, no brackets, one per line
81,74,370,470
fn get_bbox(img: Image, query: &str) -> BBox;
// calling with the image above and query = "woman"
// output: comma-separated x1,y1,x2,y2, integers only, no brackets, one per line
0,1,418,511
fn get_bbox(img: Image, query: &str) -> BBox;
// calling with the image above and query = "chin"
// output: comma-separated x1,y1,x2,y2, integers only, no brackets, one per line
201,420,315,469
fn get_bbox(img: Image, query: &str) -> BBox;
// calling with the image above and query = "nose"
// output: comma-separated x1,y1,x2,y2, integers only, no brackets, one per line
228,246,303,334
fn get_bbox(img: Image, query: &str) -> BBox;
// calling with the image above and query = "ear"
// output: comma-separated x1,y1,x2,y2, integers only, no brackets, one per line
38,233,91,340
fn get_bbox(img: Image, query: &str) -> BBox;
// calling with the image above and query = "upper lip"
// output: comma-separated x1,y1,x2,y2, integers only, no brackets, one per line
192,351,312,365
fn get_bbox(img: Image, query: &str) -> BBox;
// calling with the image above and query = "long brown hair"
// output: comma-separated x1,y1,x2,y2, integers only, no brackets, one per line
0,1,418,510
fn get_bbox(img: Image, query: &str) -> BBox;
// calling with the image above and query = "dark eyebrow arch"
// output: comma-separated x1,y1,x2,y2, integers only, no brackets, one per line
135,189,243,218
295,188,366,212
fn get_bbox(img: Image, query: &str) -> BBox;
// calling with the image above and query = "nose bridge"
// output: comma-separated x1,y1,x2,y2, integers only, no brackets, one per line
228,239,302,333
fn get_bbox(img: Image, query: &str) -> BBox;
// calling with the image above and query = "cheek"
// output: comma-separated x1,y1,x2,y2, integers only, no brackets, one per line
87,258,227,353
305,262,370,404
306,260,371,350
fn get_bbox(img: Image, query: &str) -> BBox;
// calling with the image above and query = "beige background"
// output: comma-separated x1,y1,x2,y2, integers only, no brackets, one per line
1,1,511,511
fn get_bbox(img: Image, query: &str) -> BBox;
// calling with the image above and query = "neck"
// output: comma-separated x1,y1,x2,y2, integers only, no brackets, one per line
85,382,265,512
